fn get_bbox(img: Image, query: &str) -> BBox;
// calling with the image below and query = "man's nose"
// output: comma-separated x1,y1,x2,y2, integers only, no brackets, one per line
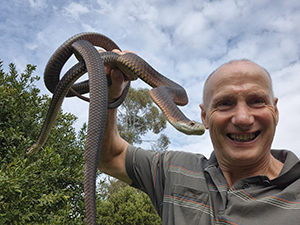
231,102,254,129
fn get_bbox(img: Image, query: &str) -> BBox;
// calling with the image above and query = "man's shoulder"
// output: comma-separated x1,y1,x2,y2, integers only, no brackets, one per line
271,149,299,164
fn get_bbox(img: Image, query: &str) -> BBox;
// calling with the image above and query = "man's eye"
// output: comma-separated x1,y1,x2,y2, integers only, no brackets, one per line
250,99,266,107
217,101,232,110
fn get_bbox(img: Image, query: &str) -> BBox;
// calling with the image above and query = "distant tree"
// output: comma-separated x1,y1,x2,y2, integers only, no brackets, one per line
0,61,86,224
118,87,170,151
151,133,170,152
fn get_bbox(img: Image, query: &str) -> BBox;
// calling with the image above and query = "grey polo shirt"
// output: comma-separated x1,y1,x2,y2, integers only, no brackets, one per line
125,145,300,225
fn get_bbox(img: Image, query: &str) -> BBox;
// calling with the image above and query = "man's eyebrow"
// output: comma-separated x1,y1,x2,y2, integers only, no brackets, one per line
211,94,235,104
246,90,270,98
211,91,270,102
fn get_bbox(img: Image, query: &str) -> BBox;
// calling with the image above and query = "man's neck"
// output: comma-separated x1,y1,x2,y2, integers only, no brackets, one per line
220,155,284,188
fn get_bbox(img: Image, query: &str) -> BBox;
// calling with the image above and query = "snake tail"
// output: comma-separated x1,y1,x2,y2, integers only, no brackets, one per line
26,61,87,156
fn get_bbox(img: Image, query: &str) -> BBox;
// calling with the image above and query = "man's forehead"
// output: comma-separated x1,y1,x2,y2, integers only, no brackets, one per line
203,60,274,106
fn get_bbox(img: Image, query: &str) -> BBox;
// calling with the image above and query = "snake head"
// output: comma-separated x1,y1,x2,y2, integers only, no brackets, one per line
170,120,205,136
188,121,205,135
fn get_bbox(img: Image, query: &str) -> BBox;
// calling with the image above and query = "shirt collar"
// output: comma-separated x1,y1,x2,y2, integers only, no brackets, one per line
271,149,300,187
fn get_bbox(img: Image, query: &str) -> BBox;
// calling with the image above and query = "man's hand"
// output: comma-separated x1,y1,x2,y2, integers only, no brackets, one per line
98,49,135,103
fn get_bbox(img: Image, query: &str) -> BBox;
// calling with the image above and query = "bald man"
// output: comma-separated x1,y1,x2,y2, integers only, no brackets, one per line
99,53,300,225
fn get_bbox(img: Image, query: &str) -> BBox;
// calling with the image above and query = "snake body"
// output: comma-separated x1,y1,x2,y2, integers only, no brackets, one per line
26,32,205,225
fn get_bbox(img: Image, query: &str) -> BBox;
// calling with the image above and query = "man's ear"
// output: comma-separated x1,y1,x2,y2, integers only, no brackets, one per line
274,97,279,125
199,104,209,129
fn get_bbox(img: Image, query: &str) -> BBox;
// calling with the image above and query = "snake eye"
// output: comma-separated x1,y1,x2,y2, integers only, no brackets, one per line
190,121,195,126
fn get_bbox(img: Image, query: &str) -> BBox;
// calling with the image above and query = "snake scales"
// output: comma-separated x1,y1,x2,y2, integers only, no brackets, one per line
26,32,205,224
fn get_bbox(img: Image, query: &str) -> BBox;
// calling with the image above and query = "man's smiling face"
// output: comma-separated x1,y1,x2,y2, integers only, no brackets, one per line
200,60,279,168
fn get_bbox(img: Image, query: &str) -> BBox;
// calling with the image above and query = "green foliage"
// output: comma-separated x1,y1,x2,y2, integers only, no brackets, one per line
96,179,161,225
0,61,86,224
0,60,166,224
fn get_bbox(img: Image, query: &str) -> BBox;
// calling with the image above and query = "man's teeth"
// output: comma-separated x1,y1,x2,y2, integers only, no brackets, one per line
228,132,258,142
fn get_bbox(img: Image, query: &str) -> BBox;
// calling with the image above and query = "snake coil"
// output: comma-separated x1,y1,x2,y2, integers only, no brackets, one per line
26,32,205,225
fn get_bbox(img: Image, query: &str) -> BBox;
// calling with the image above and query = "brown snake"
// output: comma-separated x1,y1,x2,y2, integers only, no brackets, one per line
26,32,205,224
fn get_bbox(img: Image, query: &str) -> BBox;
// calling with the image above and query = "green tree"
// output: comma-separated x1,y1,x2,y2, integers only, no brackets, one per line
118,87,169,151
0,61,86,224
150,133,170,152
97,179,161,225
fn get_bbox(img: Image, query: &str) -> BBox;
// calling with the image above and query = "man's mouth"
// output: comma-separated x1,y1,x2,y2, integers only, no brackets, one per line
227,131,261,142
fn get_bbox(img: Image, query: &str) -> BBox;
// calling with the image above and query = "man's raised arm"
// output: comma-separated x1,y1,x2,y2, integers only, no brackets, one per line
98,50,133,184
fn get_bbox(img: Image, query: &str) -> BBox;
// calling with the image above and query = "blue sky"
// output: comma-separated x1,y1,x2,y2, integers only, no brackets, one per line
1,0,300,158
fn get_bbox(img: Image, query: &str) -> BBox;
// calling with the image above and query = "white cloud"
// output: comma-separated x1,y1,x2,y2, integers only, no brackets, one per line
1,0,300,158
28,0,47,9
63,2,90,20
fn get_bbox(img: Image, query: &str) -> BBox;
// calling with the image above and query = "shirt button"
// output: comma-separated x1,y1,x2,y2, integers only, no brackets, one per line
243,182,250,189
262,179,271,185
218,210,224,215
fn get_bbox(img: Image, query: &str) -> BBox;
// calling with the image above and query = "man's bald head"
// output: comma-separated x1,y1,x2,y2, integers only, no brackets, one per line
202,59,275,108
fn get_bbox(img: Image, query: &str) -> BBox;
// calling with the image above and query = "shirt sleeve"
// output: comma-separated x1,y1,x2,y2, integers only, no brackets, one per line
125,145,170,215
